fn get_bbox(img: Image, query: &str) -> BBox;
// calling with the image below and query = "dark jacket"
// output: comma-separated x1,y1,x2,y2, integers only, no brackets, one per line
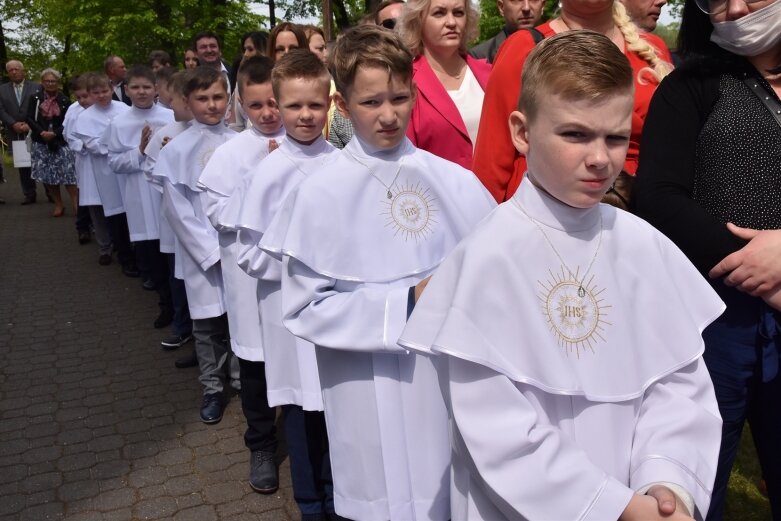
27,89,71,151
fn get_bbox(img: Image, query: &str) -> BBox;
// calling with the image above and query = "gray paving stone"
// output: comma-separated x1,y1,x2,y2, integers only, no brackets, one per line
0,172,297,520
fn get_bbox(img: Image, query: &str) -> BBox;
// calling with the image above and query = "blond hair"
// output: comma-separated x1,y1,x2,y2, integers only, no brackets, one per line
519,30,634,121
398,0,479,56
612,1,672,84
329,25,413,97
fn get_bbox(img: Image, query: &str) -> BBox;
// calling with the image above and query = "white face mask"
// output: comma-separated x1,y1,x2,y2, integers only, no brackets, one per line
710,0,781,56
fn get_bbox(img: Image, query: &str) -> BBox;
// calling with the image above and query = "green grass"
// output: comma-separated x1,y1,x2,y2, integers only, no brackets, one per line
724,425,771,520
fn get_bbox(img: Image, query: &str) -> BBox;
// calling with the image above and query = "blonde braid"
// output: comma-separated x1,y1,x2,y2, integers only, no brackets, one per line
612,1,672,84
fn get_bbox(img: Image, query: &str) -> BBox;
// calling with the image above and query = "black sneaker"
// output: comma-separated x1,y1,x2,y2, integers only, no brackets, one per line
122,264,140,278
161,333,192,350
249,450,278,494
78,232,91,245
199,393,224,424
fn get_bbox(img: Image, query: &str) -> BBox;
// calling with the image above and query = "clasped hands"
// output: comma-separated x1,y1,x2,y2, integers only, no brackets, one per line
620,485,693,521
709,224,781,311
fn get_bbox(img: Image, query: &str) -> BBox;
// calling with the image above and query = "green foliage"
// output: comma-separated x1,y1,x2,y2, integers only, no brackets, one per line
654,22,680,52
476,0,556,45
725,426,772,521
0,0,267,82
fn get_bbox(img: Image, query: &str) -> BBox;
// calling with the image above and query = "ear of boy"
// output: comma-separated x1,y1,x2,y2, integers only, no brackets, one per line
509,110,530,156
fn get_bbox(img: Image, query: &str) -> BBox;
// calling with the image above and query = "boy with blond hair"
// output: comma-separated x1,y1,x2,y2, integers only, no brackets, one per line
236,49,339,519
400,31,723,521
257,27,495,521
198,55,285,495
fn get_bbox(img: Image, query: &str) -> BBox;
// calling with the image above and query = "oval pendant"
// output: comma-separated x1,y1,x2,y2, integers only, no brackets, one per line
577,287,586,298
387,190,393,199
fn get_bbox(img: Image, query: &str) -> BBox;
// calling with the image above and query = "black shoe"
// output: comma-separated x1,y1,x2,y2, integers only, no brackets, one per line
122,264,140,277
78,232,91,244
98,254,112,266
142,278,156,291
199,393,224,424
21,196,36,205
154,310,174,329
174,351,198,369
249,450,279,494
161,333,192,350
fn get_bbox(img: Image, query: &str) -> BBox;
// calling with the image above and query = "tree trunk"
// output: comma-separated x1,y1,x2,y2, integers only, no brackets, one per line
269,0,276,27
0,20,7,83
332,0,350,30
365,0,381,15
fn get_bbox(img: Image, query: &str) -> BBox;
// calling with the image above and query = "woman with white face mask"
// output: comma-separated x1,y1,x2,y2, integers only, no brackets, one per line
635,0,781,518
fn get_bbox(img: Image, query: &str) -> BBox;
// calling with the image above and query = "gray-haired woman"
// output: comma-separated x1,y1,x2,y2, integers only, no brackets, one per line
27,68,77,217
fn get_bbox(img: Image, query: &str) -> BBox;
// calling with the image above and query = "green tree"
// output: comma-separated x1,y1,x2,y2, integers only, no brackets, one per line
476,0,556,44
0,0,267,82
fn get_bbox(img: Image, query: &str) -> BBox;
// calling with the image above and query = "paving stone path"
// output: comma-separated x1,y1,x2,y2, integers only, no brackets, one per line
0,169,298,521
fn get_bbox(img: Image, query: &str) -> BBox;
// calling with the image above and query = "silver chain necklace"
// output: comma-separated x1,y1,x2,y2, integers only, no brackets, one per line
513,198,603,298
344,149,405,200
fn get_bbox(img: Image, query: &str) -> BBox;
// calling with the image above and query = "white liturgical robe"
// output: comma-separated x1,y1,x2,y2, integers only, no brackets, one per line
259,136,496,521
197,126,285,361
144,120,191,256
398,178,725,521
71,101,129,216
236,136,336,410
64,103,101,206
105,104,173,241
153,120,236,319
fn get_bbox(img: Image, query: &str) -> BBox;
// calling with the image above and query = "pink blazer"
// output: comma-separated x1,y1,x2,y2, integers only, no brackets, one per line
407,54,491,170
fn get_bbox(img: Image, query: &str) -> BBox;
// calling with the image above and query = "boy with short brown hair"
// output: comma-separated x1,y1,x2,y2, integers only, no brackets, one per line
400,31,723,521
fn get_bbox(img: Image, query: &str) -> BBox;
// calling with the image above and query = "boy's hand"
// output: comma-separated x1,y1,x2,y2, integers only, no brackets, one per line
646,485,691,517
161,136,171,147
619,492,694,521
414,277,431,303
268,139,279,153
139,125,152,155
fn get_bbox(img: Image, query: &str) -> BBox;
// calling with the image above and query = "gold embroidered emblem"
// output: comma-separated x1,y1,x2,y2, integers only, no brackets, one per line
382,181,437,241
539,267,611,357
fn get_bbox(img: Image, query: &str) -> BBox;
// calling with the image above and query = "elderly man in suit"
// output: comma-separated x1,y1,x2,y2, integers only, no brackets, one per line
0,60,41,204
105,55,131,105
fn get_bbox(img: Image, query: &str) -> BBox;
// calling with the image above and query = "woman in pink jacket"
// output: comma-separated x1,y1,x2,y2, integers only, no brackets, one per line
399,0,491,170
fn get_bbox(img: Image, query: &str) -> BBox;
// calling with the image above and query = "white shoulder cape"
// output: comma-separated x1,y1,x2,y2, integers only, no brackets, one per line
399,179,726,401
259,136,496,282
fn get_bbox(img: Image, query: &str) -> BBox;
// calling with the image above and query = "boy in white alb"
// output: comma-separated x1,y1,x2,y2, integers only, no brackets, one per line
143,71,195,357
235,50,339,519
198,55,284,495
152,66,238,424
399,32,723,521
104,64,173,323
258,27,496,521
72,73,138,276
64,74,112,264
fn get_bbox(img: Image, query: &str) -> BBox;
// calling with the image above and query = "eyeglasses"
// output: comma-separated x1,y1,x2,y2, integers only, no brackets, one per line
694,0,768,14
380,18,397,30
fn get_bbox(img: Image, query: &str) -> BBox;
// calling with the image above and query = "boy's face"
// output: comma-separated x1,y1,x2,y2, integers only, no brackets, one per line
125,77,156,109
170,94,193,122
186,81,228,126
241,82,282,136
90,85,113,108
509,90,633,209
335,66,414,151
277,77,330,145
157,81,173,106
74,89,92,109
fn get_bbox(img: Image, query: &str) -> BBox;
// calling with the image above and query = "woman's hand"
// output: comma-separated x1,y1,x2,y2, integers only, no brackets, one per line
39,130,56,141
709,224,781,295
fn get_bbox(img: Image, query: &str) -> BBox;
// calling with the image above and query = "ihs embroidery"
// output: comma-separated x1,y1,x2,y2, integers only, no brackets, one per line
539,266,611,357
382,181,438,242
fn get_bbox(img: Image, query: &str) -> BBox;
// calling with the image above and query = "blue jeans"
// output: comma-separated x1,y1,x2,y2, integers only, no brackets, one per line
704,284,781,520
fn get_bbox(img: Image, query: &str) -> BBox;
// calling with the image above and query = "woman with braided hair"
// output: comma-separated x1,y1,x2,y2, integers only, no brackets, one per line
472,0,672,205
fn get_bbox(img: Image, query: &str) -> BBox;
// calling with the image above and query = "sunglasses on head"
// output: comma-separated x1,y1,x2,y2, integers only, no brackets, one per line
380,18,397,30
